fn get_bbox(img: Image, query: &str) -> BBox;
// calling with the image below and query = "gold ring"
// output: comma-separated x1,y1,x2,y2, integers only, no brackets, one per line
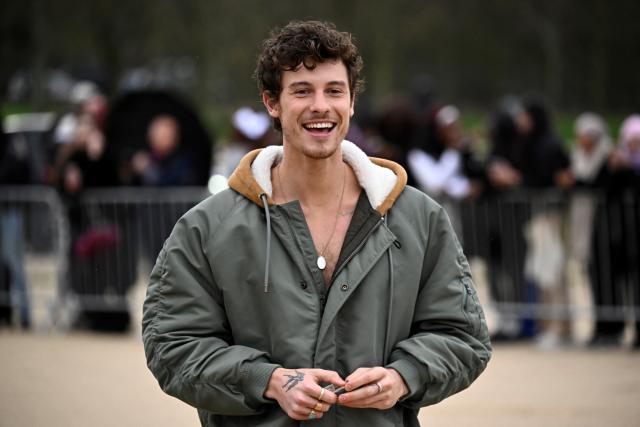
308,409,317,419
318,388,325,401
314,401,323,411
375,382,383,393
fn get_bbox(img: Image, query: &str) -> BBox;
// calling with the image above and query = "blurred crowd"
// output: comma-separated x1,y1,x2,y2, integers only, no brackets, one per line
1,81,639,349
348,95,640,350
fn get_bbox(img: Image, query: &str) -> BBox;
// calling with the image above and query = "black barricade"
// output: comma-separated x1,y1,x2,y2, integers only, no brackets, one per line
1,185,638,333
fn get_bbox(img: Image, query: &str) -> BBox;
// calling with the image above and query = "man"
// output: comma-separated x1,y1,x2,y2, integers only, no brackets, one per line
142,20,491,426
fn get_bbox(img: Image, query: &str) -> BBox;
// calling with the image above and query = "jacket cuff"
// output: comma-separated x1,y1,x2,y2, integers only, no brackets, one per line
242,361,282,408
386,356,424,401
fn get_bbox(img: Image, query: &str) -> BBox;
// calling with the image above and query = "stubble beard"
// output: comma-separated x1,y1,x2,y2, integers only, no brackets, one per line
283,126,346,160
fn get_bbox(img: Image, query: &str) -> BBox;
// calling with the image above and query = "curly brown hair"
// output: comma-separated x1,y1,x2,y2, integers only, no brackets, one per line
255,20,364,131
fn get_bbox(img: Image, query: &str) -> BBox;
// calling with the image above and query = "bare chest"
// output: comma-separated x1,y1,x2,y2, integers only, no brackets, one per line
304,210,353,285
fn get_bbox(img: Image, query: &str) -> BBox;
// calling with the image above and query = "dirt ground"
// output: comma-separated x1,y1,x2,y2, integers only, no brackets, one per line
1,331,638,427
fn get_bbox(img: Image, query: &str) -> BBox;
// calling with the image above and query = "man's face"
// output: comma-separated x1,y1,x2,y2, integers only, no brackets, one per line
263,60,354,160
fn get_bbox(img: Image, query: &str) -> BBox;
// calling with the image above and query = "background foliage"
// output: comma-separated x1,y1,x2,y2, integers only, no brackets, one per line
2,0,639,121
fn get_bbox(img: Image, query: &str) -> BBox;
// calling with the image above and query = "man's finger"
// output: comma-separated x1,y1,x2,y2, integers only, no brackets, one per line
339,394,386,409
344,367,384,391
312,369,346,386
338,382,380,404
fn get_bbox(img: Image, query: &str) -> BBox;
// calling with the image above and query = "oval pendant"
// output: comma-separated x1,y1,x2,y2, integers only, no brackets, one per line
317,256,327,270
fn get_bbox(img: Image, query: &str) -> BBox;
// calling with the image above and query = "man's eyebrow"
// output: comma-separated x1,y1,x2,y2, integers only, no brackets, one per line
286,80,348,89
287,81,312,89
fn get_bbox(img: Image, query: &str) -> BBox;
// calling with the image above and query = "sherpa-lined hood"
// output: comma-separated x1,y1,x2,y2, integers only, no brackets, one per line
228,140,407,215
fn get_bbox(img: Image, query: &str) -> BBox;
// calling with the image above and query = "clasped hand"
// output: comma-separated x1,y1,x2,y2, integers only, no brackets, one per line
265,366,408,420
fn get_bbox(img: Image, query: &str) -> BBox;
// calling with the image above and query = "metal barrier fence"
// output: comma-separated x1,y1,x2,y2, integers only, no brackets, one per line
0,186,68,329
1,185,638,333
0,186,208,331
453,189,640,328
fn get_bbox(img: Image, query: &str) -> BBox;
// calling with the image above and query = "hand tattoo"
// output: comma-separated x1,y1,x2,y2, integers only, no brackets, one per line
282,370,305,392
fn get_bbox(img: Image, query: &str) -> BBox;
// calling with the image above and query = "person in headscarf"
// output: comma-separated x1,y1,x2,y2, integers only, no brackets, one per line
568,113,613,263
211,107,273,179
616,114,640,172
571,113,613,186
566,113,613,346
407,105,482,201
588,113,640,348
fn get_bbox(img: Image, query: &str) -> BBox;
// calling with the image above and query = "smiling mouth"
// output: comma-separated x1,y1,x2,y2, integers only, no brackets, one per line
303,122,336,134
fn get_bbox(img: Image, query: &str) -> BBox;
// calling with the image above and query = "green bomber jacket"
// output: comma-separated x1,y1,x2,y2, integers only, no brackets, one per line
142,140,492,426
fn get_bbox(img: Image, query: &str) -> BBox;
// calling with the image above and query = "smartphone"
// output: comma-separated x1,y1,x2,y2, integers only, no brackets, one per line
324,384,361,396
333,386,347,396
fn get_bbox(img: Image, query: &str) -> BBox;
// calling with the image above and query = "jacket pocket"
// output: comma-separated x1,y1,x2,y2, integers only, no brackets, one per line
461,277,481,336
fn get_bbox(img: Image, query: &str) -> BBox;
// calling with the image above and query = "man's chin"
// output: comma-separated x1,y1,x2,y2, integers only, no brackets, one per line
301,141,341,160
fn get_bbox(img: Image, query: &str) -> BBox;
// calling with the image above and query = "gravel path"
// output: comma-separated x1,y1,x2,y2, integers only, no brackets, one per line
1,332,638,426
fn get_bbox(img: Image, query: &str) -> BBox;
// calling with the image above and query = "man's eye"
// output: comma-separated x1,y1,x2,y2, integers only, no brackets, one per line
294,89,310,96
328,89,344,96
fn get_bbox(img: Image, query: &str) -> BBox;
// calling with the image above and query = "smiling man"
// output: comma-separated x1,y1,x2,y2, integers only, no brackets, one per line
142,21,491,426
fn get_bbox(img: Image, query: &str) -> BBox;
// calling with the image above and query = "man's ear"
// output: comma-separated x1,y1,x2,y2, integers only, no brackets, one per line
262,92,280,118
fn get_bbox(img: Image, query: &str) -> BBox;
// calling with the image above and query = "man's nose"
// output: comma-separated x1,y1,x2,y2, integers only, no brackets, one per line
310,92,330,113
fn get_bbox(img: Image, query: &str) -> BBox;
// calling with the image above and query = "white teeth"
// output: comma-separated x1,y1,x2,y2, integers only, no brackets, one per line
305,122,334,129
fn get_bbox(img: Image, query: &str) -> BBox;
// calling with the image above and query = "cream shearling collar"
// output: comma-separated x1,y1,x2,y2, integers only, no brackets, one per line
251,140,399,211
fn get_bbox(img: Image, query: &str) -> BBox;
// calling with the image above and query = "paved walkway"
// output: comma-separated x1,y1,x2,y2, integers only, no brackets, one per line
0,332,638,426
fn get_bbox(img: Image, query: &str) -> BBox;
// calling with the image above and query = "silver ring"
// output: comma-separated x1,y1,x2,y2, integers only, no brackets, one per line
308,409,317,419
375,382,383,393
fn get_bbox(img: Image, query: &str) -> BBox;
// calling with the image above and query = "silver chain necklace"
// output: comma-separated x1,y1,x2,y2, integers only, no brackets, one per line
276,163,346,270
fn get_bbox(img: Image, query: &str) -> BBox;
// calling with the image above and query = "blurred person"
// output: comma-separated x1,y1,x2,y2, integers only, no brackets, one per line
131,114,198,186
51,81,108,182
57,113,135,332
566,113,613,327
53,81,99,145
345,101,391,158
407,104,484,242
615,114,640,170
105,90,213,187
482,97,570,343
477,109,529,340
142,20,491,426
212,106,272,178
519,98,572,348
0,126,32,328
588,114,640,348
408,104,484,200
376,97,418,179
58,113,118,189
130,114,203,270
570,113,612,190
488,97,570,190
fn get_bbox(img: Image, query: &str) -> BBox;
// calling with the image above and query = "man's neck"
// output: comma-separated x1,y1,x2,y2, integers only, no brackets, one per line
277,147,347,209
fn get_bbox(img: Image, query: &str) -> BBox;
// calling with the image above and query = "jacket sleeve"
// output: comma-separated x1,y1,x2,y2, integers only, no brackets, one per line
142,210,280,415
386,205,492,408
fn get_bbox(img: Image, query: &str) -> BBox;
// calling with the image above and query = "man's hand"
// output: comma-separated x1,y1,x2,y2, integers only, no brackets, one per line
265,368,344,420
337,367,408,410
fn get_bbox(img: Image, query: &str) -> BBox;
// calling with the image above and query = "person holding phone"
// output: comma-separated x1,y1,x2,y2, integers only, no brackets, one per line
142,20,491,426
